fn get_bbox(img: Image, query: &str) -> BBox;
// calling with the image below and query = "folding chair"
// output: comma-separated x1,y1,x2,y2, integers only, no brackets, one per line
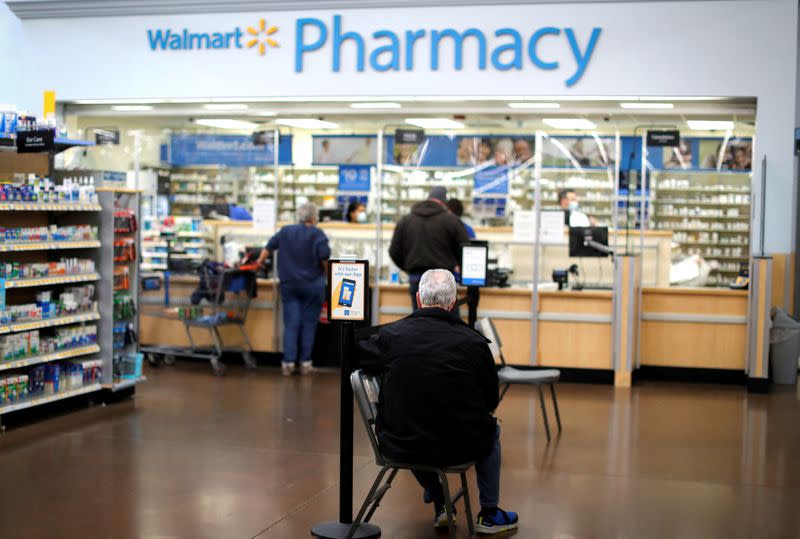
349,370,476,538
476,317,563,442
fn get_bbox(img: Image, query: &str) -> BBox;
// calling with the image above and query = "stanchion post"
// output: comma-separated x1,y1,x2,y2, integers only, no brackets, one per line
312,259,380,539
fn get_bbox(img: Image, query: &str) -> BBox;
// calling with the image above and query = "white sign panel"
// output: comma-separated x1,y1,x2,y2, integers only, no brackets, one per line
329,259,368,322
252,199,276,233
513,210,565,244
540,210,566,244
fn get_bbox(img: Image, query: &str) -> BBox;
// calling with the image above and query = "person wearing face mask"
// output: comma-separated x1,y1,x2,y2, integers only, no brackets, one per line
345,201,368,224
558,188,591,227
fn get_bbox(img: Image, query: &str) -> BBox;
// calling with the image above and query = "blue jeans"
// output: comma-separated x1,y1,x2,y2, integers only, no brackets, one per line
412,425,501,508
280,283,325,366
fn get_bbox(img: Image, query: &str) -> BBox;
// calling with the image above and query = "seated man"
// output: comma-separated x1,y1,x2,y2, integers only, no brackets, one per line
360,269,518,534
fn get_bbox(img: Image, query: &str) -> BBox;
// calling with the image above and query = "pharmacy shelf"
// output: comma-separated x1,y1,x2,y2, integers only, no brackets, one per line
106,376,147,392
0,383,102,415
0,202,102,211
0,311,101,335
141,263,167,270
657,188,750,194
170,253,205,260
657,215,749,221
3,273,100,289
655,201,750,206
176,231,205,238
0,240,101,252
0,344,100,372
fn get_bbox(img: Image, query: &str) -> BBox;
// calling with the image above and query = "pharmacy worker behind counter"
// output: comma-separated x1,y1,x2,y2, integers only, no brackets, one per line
257,203,331,377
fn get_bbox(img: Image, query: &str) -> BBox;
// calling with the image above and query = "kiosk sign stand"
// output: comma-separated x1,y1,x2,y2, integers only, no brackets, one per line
312,260,380,539
459,241,489,327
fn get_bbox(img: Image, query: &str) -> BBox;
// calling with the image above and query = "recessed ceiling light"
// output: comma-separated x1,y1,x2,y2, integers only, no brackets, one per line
405,118,465,129
508,102,561,109
542,118,597,130
111,105,154,111
350,102,402,109
619,102,674,109
274,118,339,129
202,104,248,111
195,119,259,129
686,120,735,131
255,111,277,116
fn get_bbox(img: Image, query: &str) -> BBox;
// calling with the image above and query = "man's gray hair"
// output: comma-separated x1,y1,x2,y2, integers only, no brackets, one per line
418,269,457,308
297,202,319,224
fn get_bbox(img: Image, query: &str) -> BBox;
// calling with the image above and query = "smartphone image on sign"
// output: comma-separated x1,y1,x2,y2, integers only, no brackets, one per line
338,279,356,307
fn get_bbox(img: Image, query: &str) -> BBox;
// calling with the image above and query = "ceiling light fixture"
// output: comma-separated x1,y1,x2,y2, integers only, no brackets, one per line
195,119,259,129
508,102,561,109
686,120,735,131
255,111,277,116
350,102,402,109
111,105,154,111
202,103,248,111
404,118,465,129
274,118,339,129
542,118,597,130
619,102,674,109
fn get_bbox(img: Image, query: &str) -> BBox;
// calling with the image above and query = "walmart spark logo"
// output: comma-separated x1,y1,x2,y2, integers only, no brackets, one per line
146,18,278,56
247,18,279,56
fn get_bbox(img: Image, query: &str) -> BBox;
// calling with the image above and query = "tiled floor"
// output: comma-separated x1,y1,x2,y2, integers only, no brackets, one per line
1,363,798,538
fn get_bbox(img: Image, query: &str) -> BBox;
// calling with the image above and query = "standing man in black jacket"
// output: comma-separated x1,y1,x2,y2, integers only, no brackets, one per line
360,269,519,534
389,186,469,310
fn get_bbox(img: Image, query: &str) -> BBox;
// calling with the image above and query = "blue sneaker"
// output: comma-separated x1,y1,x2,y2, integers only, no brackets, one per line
476,507,518,534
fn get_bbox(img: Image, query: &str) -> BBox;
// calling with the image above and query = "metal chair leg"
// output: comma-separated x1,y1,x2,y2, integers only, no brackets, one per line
498,383,510,402
549,383,562,433
537,384,551,442
364,468,399,522
460,472,475,536
348,466,390,539
439,470,456,537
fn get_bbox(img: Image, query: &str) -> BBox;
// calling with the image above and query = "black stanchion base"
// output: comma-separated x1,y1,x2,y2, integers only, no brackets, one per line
311,521,381,539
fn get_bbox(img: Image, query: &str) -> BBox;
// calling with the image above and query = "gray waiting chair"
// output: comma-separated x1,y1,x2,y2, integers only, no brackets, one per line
476,317,563,442
349,369,476,538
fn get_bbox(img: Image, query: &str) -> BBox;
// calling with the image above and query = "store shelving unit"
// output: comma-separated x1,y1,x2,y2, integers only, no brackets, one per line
169,166,238,214
0,197,106,427
104,188,144,390
652,170,751,286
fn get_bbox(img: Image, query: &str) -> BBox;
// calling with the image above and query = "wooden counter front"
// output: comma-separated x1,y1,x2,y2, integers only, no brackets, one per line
139,275,278,352
537,290,613,370
640,287,748,370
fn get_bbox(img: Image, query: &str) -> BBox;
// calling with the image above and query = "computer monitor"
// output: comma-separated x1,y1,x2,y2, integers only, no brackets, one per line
318,208,342,222
460,240,489,286
569,227,610,258
200,203,230,219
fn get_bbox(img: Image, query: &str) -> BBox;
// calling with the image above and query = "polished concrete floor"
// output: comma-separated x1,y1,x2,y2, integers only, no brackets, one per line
1,363,799,539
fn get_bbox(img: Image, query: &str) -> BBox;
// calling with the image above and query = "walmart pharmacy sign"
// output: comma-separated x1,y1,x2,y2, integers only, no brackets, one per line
147,14,602,86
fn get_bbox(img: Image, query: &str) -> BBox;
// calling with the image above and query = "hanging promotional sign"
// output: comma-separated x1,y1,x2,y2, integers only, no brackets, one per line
169,134,292,166
338,165,371,192
473,165,510,195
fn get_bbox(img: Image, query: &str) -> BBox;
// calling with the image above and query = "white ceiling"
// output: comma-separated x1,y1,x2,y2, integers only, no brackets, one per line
5,0,750,19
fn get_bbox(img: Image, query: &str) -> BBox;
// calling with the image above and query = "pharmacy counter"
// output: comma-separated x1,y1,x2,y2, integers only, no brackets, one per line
380,283,748,374
639,287,748,370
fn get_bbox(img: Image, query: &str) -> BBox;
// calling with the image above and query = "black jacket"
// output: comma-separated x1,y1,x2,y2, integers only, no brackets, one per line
389,200,470,275
359,308,499,465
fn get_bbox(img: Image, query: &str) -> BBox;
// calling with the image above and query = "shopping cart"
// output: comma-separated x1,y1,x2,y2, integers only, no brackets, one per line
141,264,258,375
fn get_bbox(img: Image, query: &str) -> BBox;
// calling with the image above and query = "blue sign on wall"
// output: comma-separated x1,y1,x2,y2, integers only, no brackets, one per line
169,134,292,167
473,165,510,195
338,164,371,192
